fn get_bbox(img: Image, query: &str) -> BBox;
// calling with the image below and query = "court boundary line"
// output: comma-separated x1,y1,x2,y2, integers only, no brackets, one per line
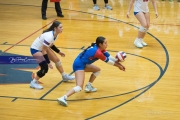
0,3,179,26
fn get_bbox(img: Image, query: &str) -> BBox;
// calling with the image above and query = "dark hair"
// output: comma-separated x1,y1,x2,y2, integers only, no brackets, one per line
80,36,106,58
43,21,61,33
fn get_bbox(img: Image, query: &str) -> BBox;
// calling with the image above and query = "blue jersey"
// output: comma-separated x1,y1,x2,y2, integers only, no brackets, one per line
73,45,110,71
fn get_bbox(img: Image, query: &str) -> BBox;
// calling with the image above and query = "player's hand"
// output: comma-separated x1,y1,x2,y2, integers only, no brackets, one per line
48,63,53,69
59,51,65,57
126,12,130,18
155,12,158,18
118,65,125,71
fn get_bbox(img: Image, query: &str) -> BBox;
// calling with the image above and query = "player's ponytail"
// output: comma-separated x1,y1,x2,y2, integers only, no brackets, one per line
80,36,106,58
43,21,61,33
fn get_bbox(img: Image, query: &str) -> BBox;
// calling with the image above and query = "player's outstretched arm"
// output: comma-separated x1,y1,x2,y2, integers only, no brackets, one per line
114,62,125,71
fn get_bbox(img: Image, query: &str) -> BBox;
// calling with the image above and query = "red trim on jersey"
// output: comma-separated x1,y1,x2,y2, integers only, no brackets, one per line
94,48,106,61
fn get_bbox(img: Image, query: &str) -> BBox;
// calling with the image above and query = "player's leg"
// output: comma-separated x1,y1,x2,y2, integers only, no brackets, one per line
41,0,48,20
135,12,148,47
84,64,100,92
93,0,100,10
57,58,87,106
46,48,75,81
54,2,64,17
57,70,85,107
140,12,150,46
30,51,48,89
104,0,113,10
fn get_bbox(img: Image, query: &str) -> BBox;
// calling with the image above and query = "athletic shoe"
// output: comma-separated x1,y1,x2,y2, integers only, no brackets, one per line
42,16,47,20
30,81,43,90
93,5,100,11
57,14,64,18
57,96,68,106
62,74,75,82
104,5,113,10
134,38,143,48
85,84,97,92
140,39,148,46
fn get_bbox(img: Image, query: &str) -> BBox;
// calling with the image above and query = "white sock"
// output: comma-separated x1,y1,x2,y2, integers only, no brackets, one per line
32,79,37,83
88,82,92,85
61,72,66,76
64,95,67,100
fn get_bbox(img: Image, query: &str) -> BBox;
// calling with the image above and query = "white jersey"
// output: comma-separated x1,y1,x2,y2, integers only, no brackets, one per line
134,0,149,13
31,31,58,51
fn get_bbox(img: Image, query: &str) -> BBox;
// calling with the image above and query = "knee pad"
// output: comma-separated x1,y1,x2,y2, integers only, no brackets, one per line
37,61,48,78
139,26,148,33
93,71,100,77
73,86,82,93
55,61,62,67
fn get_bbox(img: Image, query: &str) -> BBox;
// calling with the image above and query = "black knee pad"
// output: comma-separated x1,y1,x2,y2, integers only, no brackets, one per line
37,61,48,78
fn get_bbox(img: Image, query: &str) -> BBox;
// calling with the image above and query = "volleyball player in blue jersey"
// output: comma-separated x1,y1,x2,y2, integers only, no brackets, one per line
57,36,125,106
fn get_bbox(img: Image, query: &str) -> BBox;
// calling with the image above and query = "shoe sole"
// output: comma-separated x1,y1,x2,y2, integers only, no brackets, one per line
104,7,113,10
57,100,67,107
30,86,43,90
134,43,143,48
62,79,75,82
84,90,97,92
142,44,148,46
93,8,100,10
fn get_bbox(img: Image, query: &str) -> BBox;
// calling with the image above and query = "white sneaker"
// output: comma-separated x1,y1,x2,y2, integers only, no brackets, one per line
85,84,97,92
57,96,68,107
140,39,147,46
134,38,143,48
30,81,43,90
62,74,75,82
93,5,100,11
104,5,113,10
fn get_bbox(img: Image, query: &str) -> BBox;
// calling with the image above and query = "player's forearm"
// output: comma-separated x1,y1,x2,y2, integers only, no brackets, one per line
152,0,158,14
127,0,135,13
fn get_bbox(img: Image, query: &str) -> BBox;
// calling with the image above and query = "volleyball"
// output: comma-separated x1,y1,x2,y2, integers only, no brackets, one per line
115,51,126,62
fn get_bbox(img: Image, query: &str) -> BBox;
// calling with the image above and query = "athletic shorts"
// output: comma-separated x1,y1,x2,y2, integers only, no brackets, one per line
73,57,86,72
134,12,139,15
30,48,41,55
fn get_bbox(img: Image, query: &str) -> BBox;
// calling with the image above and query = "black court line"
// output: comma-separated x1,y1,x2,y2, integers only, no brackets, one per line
0,3,179,26
3,42,7,45
0,43,85,51
0,81,151,102
0,3,169,120
0,51,163,101
39,71,74,99
12,97,18,102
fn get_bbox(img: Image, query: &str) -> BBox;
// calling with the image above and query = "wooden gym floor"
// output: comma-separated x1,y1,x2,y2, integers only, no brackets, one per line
0,0,180,119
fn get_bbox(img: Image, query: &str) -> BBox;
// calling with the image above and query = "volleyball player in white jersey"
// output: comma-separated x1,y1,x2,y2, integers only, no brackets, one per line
126,0,158,48
30,20,75,90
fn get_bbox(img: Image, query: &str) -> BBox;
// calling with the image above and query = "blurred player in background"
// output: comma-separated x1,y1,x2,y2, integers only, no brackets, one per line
126,0,158,48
